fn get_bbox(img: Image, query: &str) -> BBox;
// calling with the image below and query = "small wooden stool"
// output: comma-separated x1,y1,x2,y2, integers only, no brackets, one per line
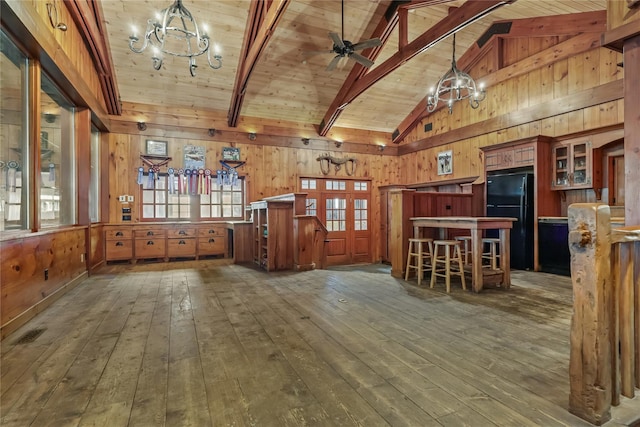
454,236,472,265
430,240,466,293
482,238,500,270
405,238,434,286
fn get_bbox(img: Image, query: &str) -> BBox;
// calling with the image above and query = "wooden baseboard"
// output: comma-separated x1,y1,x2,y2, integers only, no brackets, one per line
0,272,88,341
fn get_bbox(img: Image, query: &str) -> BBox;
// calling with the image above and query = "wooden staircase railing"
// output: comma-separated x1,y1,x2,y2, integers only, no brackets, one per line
568,203,640,425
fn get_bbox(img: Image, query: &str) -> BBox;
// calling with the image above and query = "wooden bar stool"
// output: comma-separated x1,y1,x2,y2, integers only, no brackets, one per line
482,238,500,270
404,238,434,286
454,235,472,265
430,240,466,293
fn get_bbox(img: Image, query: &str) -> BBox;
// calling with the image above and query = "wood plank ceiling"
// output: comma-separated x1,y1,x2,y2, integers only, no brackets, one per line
99,0,606,143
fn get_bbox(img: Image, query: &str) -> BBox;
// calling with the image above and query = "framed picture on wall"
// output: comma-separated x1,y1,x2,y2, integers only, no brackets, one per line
437,150,453,175
222,147,241,161
146,139,168,156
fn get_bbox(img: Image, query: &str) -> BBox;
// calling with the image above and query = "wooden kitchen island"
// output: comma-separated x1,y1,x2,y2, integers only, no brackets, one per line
409,216,517,292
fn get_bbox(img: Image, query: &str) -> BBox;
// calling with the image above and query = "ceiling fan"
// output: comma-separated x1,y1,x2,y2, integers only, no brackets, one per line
308,0,382,71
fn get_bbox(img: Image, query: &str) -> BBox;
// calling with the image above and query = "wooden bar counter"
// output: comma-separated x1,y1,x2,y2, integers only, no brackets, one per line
410,217,517,292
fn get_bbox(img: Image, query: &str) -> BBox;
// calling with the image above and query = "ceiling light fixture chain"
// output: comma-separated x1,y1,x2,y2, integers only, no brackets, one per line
129,0,222,77
427,33,486,114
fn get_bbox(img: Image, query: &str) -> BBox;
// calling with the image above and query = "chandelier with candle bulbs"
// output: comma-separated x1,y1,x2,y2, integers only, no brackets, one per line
129,0,222,76
427,33,485,114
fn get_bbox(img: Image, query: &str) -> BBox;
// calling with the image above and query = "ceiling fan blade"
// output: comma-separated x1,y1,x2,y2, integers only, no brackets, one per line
351,38,382,51
329,32,345,49
326,55,342,71
349,52,374,68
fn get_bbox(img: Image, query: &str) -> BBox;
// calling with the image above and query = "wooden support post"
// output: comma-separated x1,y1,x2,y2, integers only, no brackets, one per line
568,203,612,425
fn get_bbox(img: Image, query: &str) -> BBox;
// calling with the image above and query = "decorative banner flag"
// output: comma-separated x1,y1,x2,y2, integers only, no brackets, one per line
137,166,145,185
190,169,198,194
147,167,155,188
184,169,192,194
7,160,18,192
204,169,212,194
177,168,185,194
48,163,56,182
167,167,176,194
198,169,205,194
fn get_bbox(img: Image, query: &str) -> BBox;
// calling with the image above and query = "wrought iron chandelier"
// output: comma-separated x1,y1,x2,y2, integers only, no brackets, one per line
129,0,222,76
427,33,485,114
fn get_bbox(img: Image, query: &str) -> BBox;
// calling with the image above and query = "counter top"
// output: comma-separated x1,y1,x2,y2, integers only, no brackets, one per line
538,216,625,224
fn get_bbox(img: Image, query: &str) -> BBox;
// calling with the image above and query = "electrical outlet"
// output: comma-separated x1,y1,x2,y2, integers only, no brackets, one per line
44,269,49,280
127,195,134,202
80,253,85,262
118,195,126,202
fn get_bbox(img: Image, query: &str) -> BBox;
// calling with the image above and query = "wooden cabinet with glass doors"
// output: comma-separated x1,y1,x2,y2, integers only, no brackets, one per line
551,140,602,190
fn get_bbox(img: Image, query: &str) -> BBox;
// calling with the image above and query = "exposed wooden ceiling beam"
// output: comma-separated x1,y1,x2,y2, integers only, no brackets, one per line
318,0,513,136
392,10,606,144
228,0,290,127
66,0,121,115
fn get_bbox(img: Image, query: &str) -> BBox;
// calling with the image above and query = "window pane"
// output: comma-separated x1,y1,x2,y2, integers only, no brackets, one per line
232,205,242,217
212,205,221,217
200,205,210,217
39,73,75,227
168,204,179,218
155,205,166,218
0,31,29,231
142,205,155,218
142,190,154,203
232,192,242,203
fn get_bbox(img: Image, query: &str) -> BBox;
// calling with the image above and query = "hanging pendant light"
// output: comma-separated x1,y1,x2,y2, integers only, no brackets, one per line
129,0,222,77
427,33,486,114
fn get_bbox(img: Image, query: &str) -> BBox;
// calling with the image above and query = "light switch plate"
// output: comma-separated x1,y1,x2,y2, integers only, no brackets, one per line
118,195,126,202
127,195,134,202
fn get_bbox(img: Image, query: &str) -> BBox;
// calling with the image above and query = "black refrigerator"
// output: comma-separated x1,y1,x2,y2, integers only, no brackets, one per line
486,172,535,270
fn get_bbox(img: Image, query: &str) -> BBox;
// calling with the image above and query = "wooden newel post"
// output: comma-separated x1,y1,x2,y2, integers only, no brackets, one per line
568,203,612,425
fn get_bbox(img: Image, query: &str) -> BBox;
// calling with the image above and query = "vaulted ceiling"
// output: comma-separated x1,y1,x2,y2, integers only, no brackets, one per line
99,0,606,142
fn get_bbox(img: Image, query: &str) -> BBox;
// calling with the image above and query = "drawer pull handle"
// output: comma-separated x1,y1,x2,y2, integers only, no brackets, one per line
208,238,215,243
147,231,154,236
115,231,123,236
179,230,187,235
208,229,215,234
179,240,186,245
147,241,154,245
115,242,124,246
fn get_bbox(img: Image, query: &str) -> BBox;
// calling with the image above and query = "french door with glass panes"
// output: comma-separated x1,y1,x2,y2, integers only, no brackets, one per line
301,178,371,265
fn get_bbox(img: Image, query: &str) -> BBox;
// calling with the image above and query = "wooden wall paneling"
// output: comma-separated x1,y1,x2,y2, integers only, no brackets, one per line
624,35,640,225
0,228,87,338
553,59,569,99
541,116,555,135
527,68,543,107
600,48,623,84
567,110,585,134
607,0,640,30
89,224,104,272
554,113,570,136
567,52,585,93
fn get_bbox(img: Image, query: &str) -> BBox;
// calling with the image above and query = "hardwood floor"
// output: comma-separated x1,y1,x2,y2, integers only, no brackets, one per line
2,260,639,426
